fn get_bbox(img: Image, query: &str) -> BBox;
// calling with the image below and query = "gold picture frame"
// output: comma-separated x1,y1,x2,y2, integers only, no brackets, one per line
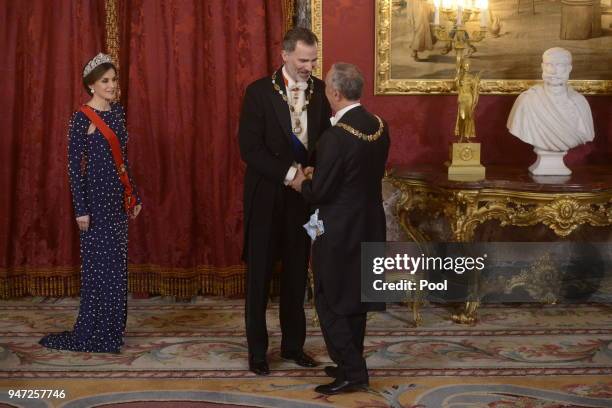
311,0,323,79
375,0,612,95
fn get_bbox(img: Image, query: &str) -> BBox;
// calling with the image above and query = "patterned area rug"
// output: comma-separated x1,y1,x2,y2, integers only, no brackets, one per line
1,297,611,407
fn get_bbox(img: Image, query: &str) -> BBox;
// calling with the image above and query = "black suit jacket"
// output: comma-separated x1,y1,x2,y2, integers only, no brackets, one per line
302,106,390,315
238,68,331,260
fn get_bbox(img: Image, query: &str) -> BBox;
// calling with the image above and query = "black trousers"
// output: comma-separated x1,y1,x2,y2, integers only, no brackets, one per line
315,290,368,383
245,188,309,362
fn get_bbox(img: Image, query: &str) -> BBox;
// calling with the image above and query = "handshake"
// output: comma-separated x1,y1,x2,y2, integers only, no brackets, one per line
289,165,314,193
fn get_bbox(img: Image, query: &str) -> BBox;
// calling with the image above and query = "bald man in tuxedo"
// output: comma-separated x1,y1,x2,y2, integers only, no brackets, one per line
292,62,389,395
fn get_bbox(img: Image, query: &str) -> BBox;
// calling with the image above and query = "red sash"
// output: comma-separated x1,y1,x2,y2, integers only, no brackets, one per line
80,105,137,215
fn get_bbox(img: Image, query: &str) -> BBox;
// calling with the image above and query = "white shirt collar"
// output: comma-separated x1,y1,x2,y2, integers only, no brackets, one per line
330,102,361,126
282,65,308,89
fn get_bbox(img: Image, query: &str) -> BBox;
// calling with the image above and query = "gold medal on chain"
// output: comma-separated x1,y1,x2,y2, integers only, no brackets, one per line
272,72,313,136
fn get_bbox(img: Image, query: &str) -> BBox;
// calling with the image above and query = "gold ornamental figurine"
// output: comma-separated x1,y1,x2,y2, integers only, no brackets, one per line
448,58,485,179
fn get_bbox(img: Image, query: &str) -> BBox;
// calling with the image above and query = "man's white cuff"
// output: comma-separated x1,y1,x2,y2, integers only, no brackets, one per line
284,166,298,185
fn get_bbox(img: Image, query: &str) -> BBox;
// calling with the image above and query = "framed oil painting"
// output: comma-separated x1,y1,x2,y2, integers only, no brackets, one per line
375,0,612,94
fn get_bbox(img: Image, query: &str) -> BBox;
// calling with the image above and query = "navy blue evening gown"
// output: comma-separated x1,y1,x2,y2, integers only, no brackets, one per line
40,102,140,353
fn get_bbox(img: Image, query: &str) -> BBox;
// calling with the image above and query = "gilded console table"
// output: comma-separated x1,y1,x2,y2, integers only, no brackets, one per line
387,165,612,324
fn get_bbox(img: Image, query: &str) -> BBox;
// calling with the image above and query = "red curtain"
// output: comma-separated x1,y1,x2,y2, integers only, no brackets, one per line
121,0,284,296
0,0,105,297
0,0,284,298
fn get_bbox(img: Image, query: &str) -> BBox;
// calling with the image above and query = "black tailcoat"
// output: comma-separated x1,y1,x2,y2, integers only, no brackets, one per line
238,67,331,359
239,68,331,261
302,106,389,316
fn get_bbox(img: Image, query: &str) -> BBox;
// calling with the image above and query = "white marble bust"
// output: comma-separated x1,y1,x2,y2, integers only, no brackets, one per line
507,47,595,175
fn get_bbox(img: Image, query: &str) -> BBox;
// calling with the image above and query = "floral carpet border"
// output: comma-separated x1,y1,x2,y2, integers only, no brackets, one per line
3,367,612,379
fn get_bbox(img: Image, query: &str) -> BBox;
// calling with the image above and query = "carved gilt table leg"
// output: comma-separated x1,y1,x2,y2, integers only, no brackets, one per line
450,191,483,324
451,300,480,324
411,298,423,326
396,187,428,326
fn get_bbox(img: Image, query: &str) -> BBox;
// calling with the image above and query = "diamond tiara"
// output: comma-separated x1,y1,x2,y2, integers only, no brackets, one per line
83,53,113,78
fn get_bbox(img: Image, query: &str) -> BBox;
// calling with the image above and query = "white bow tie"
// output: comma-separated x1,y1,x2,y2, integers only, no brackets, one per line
289,82,308,92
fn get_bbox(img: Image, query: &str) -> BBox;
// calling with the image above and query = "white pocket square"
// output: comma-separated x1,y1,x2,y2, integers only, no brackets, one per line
303,209,324,241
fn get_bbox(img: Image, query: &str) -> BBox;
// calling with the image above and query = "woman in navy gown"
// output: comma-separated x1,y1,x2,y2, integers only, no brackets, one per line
40,53,142,353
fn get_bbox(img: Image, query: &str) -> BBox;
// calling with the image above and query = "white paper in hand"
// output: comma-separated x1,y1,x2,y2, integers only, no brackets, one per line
303,209,324,241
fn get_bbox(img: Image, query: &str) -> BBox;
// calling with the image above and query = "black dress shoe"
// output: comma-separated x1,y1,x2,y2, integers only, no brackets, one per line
248,360,270,376
324,365,339,378
281,351,318,367
314,378,368,395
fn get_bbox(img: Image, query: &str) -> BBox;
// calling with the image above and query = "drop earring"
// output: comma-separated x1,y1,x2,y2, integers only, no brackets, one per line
90,88,95,94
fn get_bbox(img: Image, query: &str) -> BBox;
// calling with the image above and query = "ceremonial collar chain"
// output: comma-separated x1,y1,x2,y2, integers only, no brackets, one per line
336,115,385,142
271,71,314,113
